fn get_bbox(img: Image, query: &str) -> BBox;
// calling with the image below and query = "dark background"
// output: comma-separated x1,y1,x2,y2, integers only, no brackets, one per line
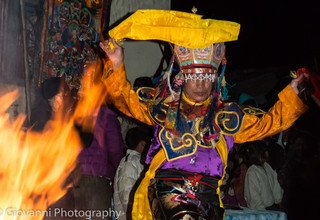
172,0,320,72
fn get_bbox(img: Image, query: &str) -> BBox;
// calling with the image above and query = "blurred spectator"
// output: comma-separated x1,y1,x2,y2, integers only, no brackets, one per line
244,141,283,210
118,76,154,146
222,144,248,208
42,98,124,220
29,76,73,131
263,136,285,172
113,126,152,220
39,77,79,220
232,145,248,207
74,105,124,220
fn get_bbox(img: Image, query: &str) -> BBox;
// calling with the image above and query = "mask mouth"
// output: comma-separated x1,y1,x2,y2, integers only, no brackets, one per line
184,73,217,82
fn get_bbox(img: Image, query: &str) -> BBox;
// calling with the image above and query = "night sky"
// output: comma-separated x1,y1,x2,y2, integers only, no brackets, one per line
172,0,320,71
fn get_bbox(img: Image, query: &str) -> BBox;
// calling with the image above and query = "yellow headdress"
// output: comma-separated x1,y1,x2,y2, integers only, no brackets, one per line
108,9,240,49
109,9,241,101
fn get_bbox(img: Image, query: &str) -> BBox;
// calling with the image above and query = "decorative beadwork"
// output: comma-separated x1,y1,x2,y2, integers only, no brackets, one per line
185,73,216,82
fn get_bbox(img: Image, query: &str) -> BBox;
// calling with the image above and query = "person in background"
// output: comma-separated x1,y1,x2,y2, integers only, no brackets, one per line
74,105,124,220
29,76,73,131
244,141,283,210
39,76,78,220
222,144,248,208
263,136,286,173
99,9,310,220
39,77,124,220
113,125,152,220
118,76,154,147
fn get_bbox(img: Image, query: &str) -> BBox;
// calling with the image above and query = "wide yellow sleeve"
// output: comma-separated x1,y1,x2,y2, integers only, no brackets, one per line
101,64,154,126
234,85,308,143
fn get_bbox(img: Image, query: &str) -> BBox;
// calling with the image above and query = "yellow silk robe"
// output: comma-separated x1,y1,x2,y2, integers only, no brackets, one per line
102,64,308,220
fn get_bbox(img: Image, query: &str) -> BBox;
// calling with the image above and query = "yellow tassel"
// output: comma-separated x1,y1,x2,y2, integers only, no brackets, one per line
221,76,226,87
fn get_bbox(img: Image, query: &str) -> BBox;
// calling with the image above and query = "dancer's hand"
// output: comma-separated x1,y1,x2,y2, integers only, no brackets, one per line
100,38,124,70
290,68,309,95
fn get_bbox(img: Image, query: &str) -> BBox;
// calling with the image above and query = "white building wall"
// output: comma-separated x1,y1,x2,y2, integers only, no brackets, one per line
109,0,171,84
109,0,171,26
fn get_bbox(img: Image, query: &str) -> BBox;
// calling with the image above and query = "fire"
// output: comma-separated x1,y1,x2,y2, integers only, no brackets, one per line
0,61,107,219
0,90,81,220
73,61,107,132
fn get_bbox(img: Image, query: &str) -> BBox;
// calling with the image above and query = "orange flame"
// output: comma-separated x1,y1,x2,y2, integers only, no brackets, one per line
0,90,81,220
73,61,107,132
0,61,107,219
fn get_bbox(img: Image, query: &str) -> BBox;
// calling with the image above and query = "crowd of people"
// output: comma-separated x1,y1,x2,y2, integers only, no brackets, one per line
221,123,320,219
28,8,320,220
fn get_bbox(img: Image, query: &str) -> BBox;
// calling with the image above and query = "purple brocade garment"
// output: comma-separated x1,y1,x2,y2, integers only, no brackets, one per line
78,106,124,179
146,124,235,178
145,124,162,164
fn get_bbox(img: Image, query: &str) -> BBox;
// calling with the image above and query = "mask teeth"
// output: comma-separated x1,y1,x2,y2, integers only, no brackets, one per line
184,73,216,82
